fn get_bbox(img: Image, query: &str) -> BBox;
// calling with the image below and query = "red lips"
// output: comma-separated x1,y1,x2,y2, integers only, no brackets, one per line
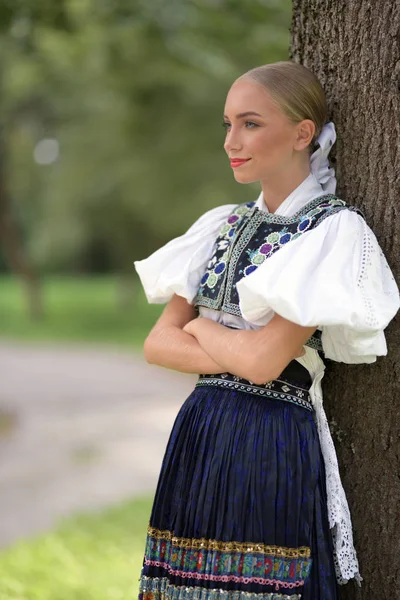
230,158,251,168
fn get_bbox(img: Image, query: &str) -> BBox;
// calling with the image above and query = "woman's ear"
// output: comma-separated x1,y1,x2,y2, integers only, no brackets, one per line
294,120,315,151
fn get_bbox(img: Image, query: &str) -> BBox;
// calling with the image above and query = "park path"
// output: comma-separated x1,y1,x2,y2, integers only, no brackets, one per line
0,341,196,549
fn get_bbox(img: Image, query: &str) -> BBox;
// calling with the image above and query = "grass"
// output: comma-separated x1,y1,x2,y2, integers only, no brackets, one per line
0,277,159,597
0,276,164,348
0,495,153,600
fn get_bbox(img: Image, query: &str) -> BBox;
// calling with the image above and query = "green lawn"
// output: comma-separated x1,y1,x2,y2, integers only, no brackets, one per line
0,278,160,598
0,495,153,600
0,276,164,348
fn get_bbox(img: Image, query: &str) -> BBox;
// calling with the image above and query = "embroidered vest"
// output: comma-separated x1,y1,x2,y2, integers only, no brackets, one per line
194,194,364,353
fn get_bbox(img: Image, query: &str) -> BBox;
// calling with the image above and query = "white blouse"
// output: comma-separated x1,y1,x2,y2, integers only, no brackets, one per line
134,172,400,586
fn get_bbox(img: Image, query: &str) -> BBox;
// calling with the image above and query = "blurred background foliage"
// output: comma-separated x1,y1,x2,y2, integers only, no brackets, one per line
0,0,291,342
0,2,292,594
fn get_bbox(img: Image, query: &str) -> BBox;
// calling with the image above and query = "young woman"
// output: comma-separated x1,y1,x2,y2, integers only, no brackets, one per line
134,61,399,600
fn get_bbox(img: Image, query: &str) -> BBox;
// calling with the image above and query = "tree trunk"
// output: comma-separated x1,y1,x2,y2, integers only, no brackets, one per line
290,1,400,598
0,127,43,320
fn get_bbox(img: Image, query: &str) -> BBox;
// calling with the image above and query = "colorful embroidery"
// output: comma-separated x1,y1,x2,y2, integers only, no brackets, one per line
147,526,311,557
141,527,312,590
194,194,363,320
199,201,256,293
139,576,303,600
195,374,313,411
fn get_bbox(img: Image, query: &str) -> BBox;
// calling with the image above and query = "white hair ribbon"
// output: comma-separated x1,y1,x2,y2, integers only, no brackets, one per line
310,121,337,194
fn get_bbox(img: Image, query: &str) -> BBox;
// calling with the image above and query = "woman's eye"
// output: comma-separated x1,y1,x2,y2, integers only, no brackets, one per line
222,121,259,131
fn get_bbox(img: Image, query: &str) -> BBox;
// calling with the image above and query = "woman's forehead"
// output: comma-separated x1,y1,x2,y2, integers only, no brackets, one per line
224,78,281,118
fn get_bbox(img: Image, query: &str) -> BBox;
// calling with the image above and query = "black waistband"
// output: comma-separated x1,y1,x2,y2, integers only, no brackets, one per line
279,358,312,388
196,360,313,412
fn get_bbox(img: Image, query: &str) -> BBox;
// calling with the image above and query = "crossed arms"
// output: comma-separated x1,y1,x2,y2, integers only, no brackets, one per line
143,294,316,384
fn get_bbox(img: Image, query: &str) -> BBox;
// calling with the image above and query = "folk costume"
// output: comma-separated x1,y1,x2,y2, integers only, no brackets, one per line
134,122,400,600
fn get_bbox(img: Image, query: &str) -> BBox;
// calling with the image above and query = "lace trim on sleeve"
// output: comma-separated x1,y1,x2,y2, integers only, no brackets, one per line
356,215,399,330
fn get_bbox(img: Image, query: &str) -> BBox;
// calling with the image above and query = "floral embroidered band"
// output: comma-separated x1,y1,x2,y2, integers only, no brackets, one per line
139,525,311,600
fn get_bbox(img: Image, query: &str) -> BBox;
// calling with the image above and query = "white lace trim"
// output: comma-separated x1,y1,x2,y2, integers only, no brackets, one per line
357,216,399,330
300,348,362,586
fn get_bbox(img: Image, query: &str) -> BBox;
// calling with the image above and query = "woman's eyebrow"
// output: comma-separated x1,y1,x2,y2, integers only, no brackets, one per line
223,111,263,119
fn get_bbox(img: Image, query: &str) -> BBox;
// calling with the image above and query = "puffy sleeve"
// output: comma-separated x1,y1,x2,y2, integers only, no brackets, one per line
134,203,237,304
236,209,400,363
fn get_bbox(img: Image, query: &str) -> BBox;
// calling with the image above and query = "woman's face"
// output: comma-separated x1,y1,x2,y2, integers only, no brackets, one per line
223,77,308,184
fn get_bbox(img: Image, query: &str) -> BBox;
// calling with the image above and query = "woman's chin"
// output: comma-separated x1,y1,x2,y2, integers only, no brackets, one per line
233,172,259,184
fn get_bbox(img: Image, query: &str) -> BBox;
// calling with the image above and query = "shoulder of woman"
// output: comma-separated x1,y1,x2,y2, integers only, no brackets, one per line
185,203,240,235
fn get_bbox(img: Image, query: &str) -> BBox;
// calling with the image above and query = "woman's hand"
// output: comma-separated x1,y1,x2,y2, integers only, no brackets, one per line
183,317,208,337
182,318,197,336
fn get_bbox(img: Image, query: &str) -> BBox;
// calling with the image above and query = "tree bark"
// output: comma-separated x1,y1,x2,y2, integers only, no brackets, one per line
290,1,400,598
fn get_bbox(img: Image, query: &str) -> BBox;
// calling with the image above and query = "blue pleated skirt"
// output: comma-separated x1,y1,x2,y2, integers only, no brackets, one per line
138,373,339,600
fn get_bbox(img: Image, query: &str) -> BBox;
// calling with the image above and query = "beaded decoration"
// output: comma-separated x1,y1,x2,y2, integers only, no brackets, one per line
197,201,257,291
146,526,311,558
139,526,312,597
139,576,303,600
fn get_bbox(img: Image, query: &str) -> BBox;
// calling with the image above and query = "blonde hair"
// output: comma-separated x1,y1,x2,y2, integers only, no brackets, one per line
240,61,328,151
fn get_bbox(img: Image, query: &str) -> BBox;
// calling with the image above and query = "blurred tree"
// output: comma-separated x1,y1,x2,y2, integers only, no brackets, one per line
1,0,291,283
291,1,400,597
0,1,73,317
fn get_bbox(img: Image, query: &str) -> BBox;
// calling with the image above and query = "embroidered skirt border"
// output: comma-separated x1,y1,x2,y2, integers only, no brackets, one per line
140,526,311,592
139,576,302,600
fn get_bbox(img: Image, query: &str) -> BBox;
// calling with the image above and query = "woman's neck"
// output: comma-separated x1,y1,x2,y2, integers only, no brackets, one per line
260,164,311,214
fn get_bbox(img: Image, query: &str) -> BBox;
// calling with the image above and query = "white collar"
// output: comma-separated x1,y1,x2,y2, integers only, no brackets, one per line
254,172,325,217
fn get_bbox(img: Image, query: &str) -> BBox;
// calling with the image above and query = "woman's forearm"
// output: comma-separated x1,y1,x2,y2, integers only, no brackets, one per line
184,319,268,381
144,325,225,374
185,317,312,384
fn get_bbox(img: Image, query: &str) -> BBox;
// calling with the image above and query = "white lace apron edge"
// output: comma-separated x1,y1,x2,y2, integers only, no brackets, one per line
301,349,362,587
313,399,362,585
330,521,363,587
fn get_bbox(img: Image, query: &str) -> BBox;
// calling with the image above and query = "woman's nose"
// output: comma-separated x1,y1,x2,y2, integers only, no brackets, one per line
224,129,242,154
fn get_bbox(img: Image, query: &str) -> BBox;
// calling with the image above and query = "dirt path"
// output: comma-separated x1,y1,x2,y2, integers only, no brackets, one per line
0,341,196,549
